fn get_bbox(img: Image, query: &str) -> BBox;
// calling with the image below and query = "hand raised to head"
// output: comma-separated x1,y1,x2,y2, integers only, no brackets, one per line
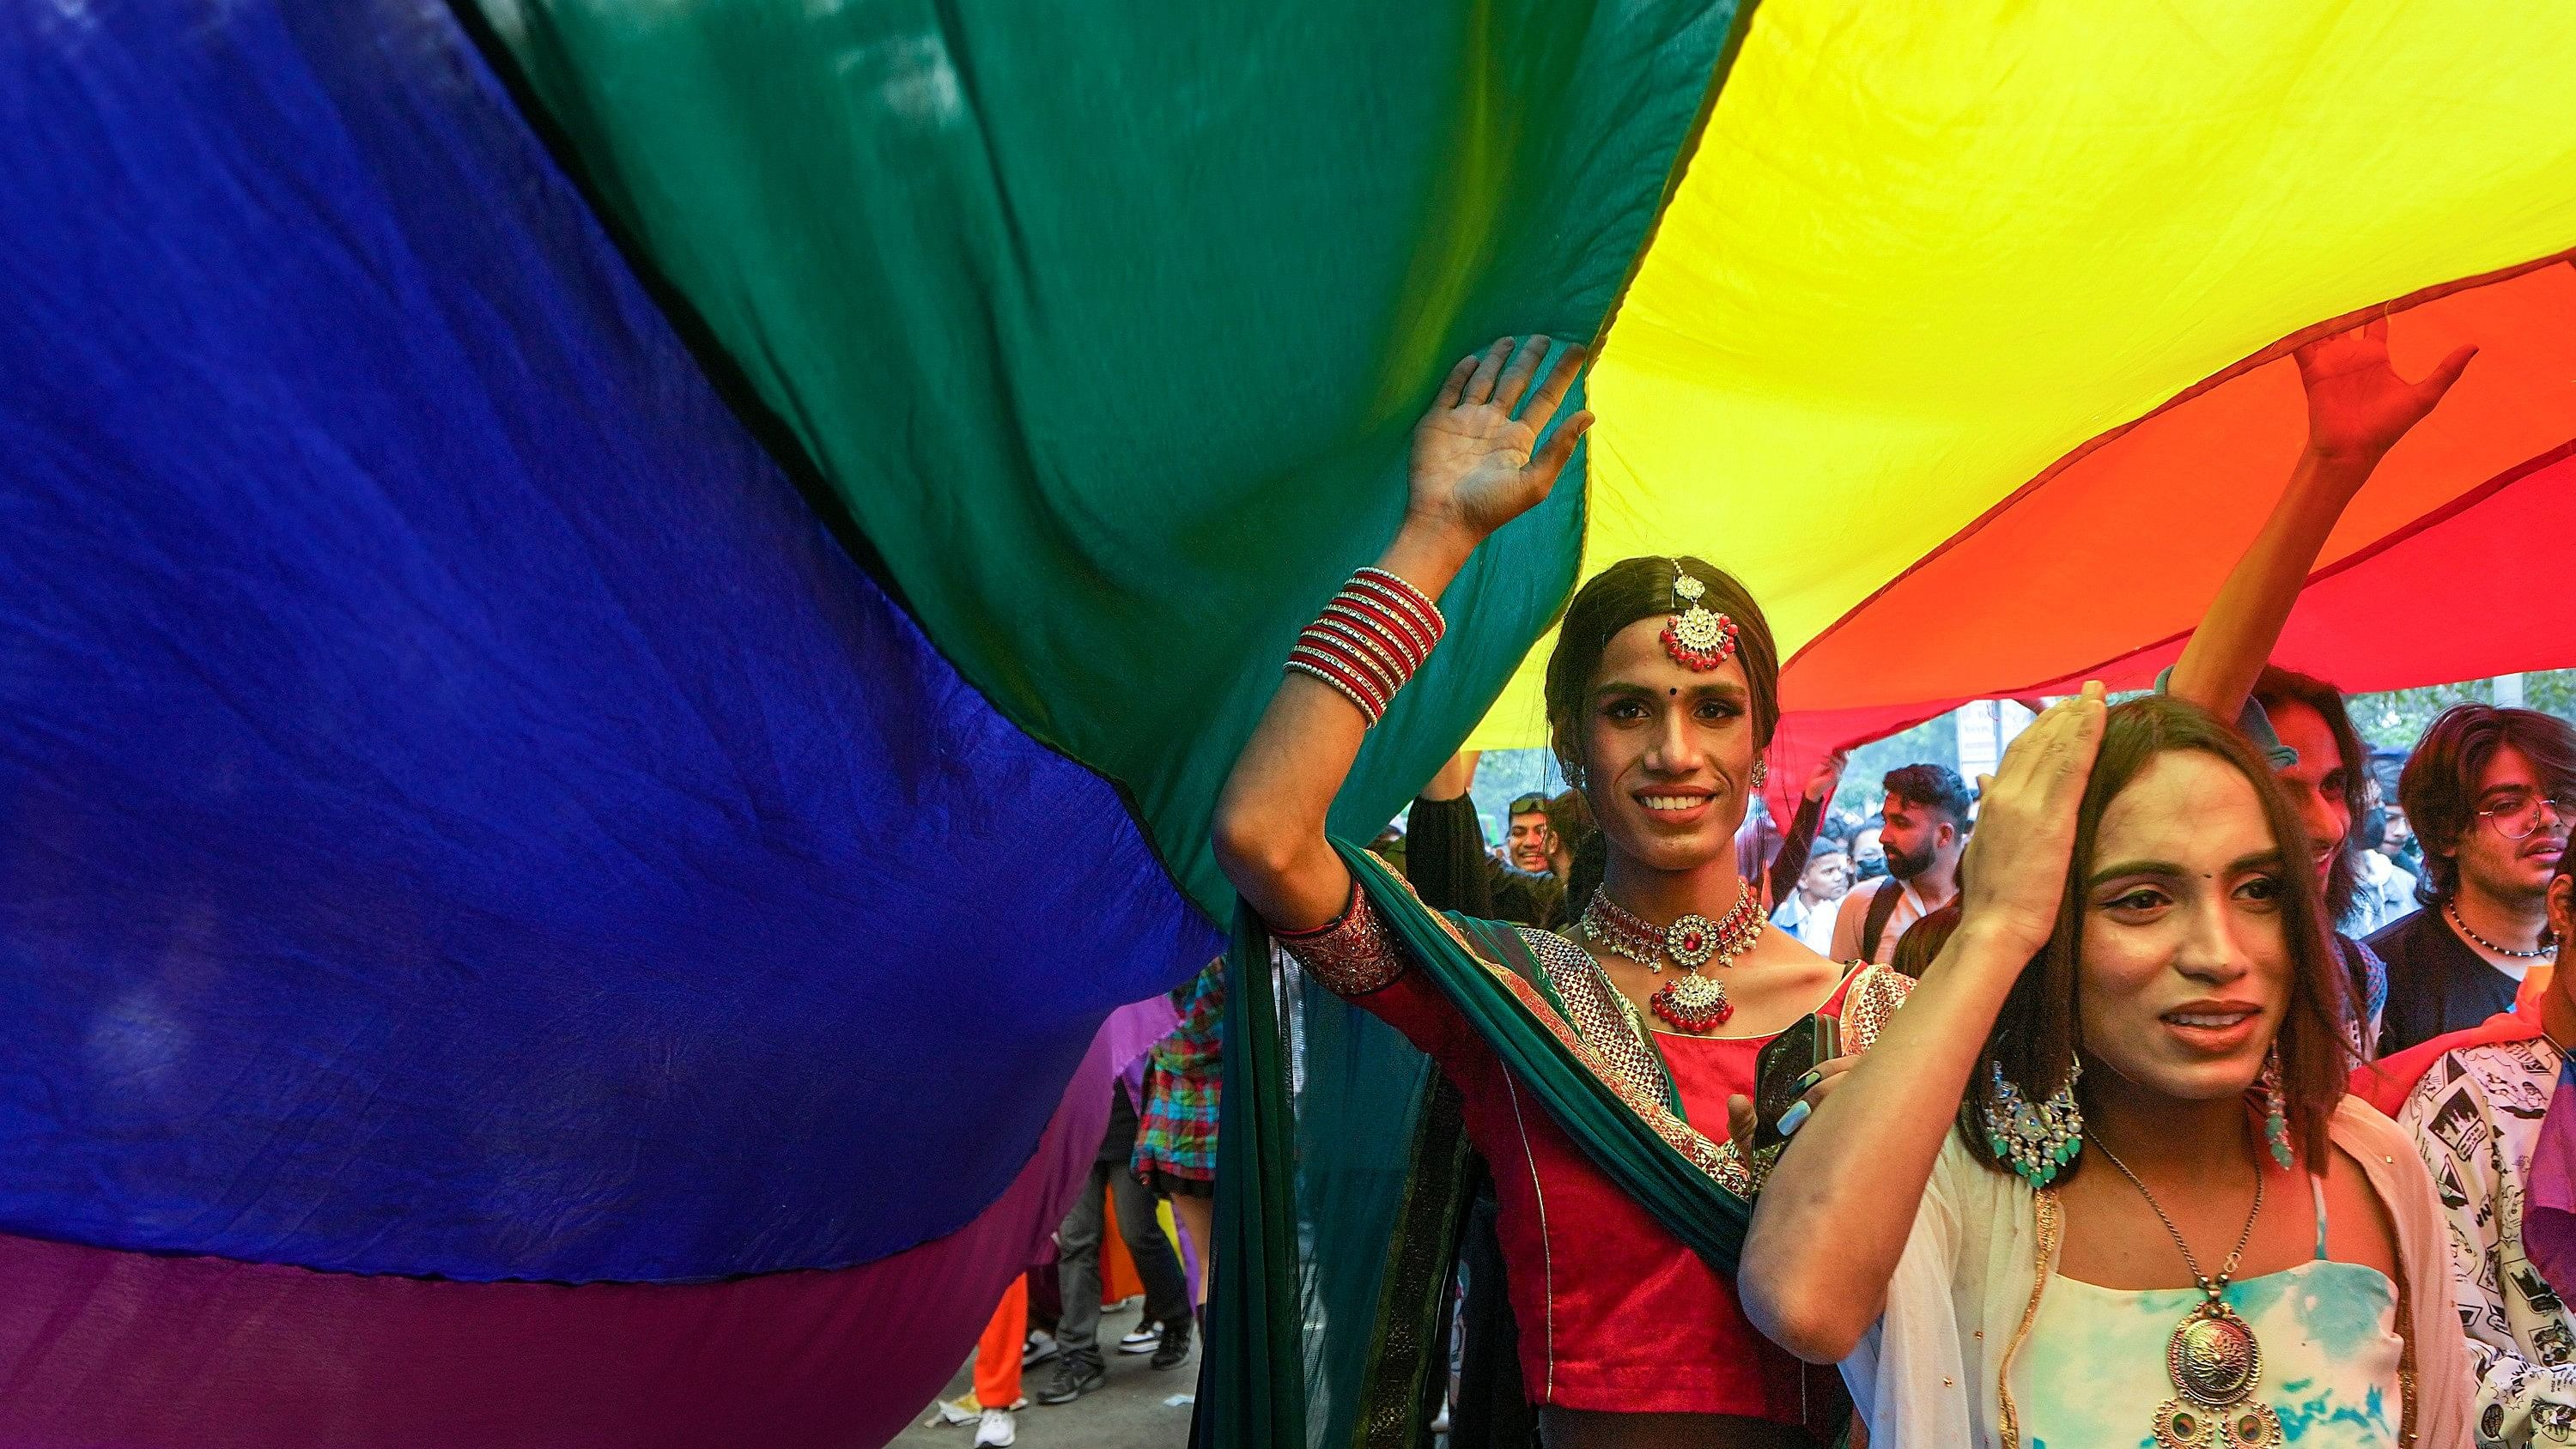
1957,682,2109,963
1406,336,1594,548
2295,316,2476,464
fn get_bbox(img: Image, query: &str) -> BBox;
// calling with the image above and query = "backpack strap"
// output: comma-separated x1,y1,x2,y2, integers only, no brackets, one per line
1860,879,1905,962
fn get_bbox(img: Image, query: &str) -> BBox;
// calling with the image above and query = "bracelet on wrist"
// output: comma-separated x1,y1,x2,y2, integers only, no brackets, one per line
1283,567,1446,727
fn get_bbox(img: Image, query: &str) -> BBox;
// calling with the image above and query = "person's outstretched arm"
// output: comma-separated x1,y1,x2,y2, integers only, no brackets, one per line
1765,750,1845,906
1738,685,2106,1365
1212,337,1591,932
2166,319,2474,722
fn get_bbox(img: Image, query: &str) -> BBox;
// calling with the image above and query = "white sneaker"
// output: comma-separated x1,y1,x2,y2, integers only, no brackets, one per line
928,1395,979,1427
974,1408,1018,1446
1118,1323,1162,1354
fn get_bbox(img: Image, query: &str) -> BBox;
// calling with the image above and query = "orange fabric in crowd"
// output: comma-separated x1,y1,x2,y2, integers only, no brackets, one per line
974,1276,1028,1410
1099,1186,1142,1306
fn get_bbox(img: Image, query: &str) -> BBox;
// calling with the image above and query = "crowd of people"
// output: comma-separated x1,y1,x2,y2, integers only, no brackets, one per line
936,319,2568,1447
1196,318,2576,1449
943,960,1223,1447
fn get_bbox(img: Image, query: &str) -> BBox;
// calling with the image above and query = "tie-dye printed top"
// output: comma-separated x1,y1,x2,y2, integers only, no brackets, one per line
1844,1107,2471,1449
2014,1180,2404,1448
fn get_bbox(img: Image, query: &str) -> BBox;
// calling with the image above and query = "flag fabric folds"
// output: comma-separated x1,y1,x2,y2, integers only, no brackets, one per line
15,0,2576,1443
1471,2,2576,778
469,0,1747,916
1,3,1213,1438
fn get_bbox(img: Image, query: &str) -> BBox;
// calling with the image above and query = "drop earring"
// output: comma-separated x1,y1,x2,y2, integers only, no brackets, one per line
2259,1046,2293,1168
1749,757,1768,791
1983,1057,2083,1189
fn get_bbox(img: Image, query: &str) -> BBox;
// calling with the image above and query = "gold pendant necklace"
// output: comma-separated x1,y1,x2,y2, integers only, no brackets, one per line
2090,1137,2282,1449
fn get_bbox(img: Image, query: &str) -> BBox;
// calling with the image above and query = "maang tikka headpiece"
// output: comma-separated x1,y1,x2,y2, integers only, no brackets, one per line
1660,560,1741,672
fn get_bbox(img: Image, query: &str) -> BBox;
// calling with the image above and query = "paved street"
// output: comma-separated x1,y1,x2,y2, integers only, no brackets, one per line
893,1302,1197,1449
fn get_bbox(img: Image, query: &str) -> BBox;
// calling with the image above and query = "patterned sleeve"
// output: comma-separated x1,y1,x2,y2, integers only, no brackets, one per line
1835,963,1915,1054
1152,960,1226,1072
1270,883,1465,1062
2397,1054,2576,1447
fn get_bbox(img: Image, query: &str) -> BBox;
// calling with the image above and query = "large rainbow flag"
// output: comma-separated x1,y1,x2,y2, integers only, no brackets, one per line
3,3,2572,1445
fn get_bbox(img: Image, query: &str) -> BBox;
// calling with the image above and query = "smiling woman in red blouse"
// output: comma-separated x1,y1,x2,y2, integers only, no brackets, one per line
1212,334,1909,1448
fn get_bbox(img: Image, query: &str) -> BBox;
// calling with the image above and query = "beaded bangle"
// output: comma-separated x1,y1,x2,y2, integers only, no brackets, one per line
1309,614,1411,694
1287,644,1388,724
1283,567,1447,729
1350,568,1443,654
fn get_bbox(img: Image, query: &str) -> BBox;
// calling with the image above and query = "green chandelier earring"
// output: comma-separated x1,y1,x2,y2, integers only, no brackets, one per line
1984,1056,2083,1189
2259,1046,2293,1169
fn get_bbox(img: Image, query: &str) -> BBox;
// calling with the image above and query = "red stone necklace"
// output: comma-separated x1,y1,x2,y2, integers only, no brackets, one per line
1577,882,1766,1033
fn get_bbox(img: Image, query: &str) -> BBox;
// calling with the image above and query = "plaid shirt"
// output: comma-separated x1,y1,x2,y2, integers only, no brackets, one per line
1133,960,1224,1186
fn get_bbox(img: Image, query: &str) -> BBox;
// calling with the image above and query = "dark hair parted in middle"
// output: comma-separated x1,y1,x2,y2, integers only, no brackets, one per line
2398,704,2576,906
1543,555,1781,775
1959,694,2352,1182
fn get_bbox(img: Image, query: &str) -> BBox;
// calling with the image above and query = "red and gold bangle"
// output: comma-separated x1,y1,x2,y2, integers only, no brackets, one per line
1308,613,1413,694
1287,643,1388,724
1348,568,1444,656
1283,567,1447,728
1321,597,1425,673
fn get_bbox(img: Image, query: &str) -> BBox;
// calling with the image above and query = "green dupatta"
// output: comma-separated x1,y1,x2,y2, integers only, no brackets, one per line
1195,840,1754,1448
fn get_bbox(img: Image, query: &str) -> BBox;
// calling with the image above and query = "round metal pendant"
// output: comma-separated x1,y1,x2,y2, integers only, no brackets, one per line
2221,1404,2284,1449
2168,1305,2262,1407
2153,1401,2206,1449
1664,912,1719,967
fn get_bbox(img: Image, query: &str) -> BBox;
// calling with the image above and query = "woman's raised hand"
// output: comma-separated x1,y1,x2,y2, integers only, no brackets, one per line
1406,336,1593,548
2295,317,2476,464
1957,682,2110,964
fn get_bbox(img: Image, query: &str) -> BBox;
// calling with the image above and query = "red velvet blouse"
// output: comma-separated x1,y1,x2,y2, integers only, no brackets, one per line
1307,903,1903,1423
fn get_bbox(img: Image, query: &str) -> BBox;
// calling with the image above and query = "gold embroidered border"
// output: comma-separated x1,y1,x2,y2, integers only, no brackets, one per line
1522,928,1673,1106
1996,1187,2060,1449
1275,888,1406,995
1838,964,1915,1055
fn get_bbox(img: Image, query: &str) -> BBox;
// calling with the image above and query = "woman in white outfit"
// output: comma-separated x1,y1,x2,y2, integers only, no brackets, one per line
1738,688,2470,1448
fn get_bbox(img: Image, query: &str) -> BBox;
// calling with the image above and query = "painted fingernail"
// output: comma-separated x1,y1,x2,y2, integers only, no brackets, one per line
1791,1070,1821,1094
1778,1100,1813,1137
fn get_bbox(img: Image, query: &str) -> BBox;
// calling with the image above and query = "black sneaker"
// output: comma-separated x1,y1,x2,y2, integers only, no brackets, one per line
1149,1315,1194,1371
1036,1356,1105,1405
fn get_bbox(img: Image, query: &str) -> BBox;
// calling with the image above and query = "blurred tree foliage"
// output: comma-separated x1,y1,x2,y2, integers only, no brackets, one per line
2347,670,2576,751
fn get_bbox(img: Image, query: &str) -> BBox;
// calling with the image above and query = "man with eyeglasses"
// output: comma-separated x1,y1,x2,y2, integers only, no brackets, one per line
1502,792,1559,876
1405,753,1570,930
2370,704,2576,1054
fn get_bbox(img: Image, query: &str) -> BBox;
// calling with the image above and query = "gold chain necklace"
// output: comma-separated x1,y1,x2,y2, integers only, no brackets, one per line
1577,882,1765,1034
2090,1137,2280,1449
